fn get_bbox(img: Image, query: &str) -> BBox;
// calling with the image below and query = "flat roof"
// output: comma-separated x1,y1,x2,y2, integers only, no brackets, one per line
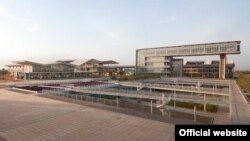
136,41,241,51
136,41,241,57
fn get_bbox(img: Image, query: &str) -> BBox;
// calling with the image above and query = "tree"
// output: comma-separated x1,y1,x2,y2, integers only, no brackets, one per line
0,68,8,80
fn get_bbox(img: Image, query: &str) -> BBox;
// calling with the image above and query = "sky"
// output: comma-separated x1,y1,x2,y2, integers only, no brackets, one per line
0,0,250,70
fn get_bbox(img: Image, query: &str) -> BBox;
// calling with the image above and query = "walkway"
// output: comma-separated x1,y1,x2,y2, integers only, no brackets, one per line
230,80,250,124
120,81,229,96
52,88,229,106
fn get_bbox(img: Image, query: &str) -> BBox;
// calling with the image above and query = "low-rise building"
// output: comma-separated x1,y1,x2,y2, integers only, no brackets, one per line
183,61,235,78
7,59,119,80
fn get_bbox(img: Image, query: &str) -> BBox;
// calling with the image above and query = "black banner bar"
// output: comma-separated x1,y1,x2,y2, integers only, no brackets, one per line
175,125,250,141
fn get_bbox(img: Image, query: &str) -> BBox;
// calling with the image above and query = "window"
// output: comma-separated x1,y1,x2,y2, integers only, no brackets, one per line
237,45,240,51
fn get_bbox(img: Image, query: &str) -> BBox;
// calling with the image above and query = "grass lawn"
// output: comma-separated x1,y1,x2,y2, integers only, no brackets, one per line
235,71,250,93
168,100,218,113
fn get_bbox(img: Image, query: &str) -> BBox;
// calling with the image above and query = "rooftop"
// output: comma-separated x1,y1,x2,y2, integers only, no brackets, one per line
7,59,119,67
136,41,241,51
12,60,43,65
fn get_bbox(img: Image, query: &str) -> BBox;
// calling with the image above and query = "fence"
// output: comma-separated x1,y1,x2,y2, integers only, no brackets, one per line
38,91,213,124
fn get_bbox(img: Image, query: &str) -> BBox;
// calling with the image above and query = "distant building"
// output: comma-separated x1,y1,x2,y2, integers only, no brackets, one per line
183,61,235,78
7,59,119,80
57,59,118,73
136,41,240,79
97,65,135,76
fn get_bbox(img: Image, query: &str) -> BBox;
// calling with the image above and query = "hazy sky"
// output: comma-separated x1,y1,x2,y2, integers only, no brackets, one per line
0,0,250,70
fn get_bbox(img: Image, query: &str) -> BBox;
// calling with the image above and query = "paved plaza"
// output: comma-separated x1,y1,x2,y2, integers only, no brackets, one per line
0,89,174,141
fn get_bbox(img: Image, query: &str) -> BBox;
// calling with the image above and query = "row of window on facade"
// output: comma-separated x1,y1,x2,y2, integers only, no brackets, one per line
140,43,238,57
145,62,171,67
33,64,74,72
183,68,233,73
16,64,100,73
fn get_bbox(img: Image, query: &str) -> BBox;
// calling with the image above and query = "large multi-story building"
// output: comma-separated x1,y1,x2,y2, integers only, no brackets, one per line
136,41,241,79
183,61,235,78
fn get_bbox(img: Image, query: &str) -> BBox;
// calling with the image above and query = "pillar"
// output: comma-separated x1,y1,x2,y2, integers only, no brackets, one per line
194,105,196,123
174,90,176,108
116,96,119,107
219,54,227,79
204,94,206,112
150,100,153,114
162,94,165,117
